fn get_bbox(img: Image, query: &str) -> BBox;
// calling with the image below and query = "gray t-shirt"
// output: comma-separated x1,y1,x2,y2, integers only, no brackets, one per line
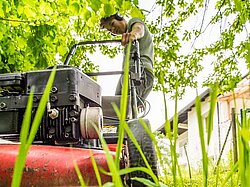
123,18,154,75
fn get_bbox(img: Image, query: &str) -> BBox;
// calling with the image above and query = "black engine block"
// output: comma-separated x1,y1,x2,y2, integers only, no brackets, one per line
0,66,102,144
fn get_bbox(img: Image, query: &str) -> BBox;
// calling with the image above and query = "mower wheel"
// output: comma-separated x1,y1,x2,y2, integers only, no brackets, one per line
127,119,158,187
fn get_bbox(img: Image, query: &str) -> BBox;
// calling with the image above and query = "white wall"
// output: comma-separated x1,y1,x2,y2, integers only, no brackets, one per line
178,131,188,166
187,106,202,168
187,97,225,167
186,94,250,168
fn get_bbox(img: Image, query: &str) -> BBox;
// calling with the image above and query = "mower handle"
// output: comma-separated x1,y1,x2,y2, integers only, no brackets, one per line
64,39,121,65
63,39,141,118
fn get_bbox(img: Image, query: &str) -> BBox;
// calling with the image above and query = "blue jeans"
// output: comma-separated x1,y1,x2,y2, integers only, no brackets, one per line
115,69,154,101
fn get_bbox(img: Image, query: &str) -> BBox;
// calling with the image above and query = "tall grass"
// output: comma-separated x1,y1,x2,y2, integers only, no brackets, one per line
161,82,184,187
195,91,209,187
218,93,250,187
110,41,159,185
156,82,250,187
236,108,250,187
194,85,218,187
9,45,249,187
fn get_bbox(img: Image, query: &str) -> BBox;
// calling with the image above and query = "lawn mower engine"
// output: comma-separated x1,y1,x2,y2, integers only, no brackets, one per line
0,66,103,145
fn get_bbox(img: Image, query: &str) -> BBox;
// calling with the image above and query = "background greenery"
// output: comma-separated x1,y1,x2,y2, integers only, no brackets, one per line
0,0,249,97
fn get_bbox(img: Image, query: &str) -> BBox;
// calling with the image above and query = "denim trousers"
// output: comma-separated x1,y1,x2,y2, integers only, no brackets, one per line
115,68,154,101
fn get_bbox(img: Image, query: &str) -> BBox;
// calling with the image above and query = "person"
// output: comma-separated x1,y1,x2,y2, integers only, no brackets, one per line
100,13,154,105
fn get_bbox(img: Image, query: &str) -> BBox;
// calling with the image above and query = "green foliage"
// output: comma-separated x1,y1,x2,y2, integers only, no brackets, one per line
237,109,250,187
1,0,248,97
148,0,249,96
0,0,142,73
155,84,250,187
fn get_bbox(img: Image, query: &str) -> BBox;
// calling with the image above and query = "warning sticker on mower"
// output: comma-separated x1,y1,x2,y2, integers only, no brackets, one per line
102,126,117,133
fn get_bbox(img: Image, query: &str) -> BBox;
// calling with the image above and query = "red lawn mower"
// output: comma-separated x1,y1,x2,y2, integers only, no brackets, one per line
0,40,158,186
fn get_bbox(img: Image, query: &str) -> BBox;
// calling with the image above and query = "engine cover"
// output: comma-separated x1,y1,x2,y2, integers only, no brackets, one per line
0,66,102,144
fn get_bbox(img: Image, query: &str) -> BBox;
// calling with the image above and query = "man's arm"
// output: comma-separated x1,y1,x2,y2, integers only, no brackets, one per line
121,22,145,46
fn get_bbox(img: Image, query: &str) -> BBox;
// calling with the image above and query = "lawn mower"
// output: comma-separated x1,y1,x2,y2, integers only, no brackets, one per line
0,40,158,186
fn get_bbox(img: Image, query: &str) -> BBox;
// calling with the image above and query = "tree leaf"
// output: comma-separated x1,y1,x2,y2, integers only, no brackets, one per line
23,6,36,18
82,9,91,21
39,2,53,16
17,5,24,16
130,7,144,19
90,0,101,12
57,45,67,56
234,0,242,11
70,2,80,14
104,4,115,16
17,37,26,49
133,0,139,6
0,2,4,17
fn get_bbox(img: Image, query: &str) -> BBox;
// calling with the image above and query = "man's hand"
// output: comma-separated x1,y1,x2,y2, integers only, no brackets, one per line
121,22,144,46
121,32,138,46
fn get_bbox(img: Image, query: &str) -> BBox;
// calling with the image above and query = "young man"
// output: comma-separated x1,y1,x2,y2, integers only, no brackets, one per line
100,13,154,103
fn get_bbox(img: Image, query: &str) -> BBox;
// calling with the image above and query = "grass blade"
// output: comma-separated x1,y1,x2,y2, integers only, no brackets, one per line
119,166,156,176
195,94,208,187
238,108,250,187
92,123,123,186
19,87,34,145
11,66,56,187
89,149,102,186
72,159,86,187
220,162,239,187
26,66,56,146
11,88,34,187
207,84,218,145
115,42,131,168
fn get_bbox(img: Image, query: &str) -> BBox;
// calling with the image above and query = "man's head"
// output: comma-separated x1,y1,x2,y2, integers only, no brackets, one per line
100,13,127,35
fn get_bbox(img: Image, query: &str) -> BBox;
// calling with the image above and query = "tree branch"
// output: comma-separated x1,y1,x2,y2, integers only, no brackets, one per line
0,17,31,23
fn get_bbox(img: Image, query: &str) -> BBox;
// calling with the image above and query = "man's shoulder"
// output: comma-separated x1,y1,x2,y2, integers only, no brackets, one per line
128,18,145,32
128,18,144,26
129,17,143,22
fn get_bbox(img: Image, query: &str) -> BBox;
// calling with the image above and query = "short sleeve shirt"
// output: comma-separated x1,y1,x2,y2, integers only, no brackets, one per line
123,18,154,75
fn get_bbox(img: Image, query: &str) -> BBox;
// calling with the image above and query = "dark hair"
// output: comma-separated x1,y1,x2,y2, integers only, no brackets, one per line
100,13,124,28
